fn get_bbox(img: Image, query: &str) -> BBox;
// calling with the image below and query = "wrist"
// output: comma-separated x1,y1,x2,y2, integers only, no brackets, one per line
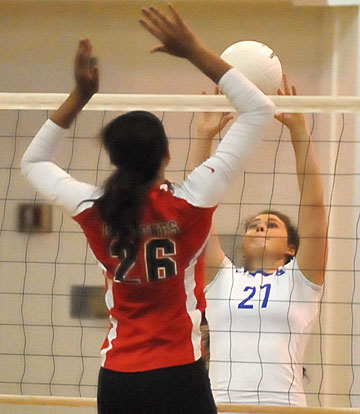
197,127,217,139
289,122,308,137
183,38,205,60
72,87,94,106
50,89,92,129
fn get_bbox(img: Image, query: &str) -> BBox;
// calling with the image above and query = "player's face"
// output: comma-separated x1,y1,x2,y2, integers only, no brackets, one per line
243,214,294,263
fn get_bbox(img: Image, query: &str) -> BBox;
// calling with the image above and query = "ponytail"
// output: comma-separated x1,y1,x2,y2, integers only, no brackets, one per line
96,111,169,257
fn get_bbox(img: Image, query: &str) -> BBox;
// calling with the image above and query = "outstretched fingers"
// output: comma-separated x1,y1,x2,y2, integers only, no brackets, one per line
140,4,199,58
74,39,99,98
148,6,173,28
76,39,92,77
277,74,296,96
139,18,168,53
141,8,170,42
167,4,185,26
282,73,291,95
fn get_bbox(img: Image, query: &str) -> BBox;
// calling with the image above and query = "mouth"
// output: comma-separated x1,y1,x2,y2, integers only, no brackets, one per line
248,233,267,239
247,234,271,244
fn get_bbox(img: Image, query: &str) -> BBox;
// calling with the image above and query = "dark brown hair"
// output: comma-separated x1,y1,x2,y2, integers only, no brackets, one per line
96,111,169,258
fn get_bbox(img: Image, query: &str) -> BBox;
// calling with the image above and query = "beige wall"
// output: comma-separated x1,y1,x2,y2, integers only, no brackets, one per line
1,1,360,412
0,0,331,94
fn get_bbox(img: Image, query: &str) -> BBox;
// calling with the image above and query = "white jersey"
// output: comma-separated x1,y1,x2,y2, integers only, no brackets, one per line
205,256,322,406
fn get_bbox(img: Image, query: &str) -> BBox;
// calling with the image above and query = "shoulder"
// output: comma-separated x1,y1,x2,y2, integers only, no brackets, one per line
283,258,323,293
168,181,217,212
73,202,101,224
205,256,244,293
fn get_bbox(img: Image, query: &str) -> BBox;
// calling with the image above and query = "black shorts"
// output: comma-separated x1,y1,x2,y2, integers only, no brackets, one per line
97,358,217,414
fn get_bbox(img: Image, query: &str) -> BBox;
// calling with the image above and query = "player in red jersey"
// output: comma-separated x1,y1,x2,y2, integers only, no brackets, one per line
21,5,275,414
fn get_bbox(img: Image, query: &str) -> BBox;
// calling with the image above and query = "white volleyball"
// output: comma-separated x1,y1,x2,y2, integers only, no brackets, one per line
220,40,282,95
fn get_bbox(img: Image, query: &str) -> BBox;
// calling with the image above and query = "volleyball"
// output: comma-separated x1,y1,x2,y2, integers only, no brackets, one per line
220,40,282,95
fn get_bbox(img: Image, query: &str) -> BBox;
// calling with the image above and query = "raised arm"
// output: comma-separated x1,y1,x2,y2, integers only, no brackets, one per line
51,39,99,128
276,75,328,285
186,88,233,173
141,5,274,284
193,95,232,283
21,40,101,215
141,5,275,209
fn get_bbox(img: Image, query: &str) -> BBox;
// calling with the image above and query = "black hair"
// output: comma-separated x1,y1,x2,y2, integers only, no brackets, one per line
245,210,300,264
95,111,169,258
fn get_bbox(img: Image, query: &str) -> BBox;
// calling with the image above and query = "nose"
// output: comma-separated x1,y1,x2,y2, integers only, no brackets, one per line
256,225,265,232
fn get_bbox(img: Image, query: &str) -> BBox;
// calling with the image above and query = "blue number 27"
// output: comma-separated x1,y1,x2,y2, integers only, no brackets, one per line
238,284,271,309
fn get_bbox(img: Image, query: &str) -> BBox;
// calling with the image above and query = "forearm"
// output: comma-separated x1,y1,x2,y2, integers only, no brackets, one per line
51,88,91,129
187,43,232,86
21,119,100,215
291,125,324,206
189,93,232,170
186,135,213,172
22,39,100,214
295,139,328,284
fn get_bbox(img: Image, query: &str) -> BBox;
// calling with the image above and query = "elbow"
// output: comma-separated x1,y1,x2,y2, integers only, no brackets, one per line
20,154,33,178
262,100,276,120
20,156,28,177
251,101,276,127
307,192,325,208
251,92,276,118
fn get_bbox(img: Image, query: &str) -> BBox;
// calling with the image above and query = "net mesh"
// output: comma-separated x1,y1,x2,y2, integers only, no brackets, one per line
0,94,359,410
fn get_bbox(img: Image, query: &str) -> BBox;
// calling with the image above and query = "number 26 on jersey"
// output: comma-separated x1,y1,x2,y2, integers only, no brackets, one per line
111,238,177,283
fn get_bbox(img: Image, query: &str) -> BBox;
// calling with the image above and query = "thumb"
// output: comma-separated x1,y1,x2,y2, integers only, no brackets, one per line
220,114,233,130
92,67,100,92
91,66,99,78
274,112,287,124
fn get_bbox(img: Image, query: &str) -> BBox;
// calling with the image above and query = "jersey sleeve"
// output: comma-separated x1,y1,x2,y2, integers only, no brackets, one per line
286,258,323,295
173,68,276,207
204,255,233,294
21,119,102,216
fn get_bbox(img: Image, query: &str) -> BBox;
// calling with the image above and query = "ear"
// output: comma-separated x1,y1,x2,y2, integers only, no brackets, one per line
287,244,296,257
163,152,171,167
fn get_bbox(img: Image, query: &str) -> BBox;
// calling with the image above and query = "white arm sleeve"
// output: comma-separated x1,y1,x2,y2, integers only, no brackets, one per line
21,119,102,216
173,68,276,207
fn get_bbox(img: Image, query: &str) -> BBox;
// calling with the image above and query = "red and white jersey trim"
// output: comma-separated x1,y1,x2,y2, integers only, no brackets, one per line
100,314,118,367
184,233,211,360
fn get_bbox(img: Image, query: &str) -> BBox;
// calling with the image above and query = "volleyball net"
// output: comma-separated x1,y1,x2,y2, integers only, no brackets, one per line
1,93,360,413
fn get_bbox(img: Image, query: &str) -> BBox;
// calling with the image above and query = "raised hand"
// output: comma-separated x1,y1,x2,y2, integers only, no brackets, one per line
197,87,233,139
50,39,99,128
140,4,201,58
276,74,327,286
274,74,306,132
74,39,99,101
140,4,231,85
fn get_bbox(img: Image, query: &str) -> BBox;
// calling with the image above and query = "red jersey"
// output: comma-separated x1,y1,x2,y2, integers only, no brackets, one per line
74,183,215,371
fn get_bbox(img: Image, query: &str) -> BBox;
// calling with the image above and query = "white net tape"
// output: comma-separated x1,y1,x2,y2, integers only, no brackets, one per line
1,93,360,112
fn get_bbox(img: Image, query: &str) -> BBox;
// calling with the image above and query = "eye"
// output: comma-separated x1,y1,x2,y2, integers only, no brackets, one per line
268,222,278,228
247,223,257,230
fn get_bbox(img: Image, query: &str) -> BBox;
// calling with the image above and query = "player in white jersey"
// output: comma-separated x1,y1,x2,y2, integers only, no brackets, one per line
21,5,275,414
196,76,328,406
